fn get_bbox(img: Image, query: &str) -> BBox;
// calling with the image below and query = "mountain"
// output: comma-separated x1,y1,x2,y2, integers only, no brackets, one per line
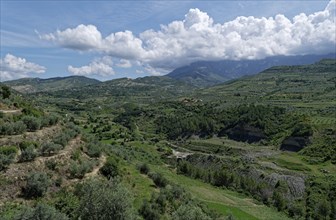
4,76,100,94
167,53,336,87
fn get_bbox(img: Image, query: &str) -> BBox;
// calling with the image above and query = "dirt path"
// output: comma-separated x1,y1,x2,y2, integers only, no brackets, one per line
85,155,107,178
0,109,21,114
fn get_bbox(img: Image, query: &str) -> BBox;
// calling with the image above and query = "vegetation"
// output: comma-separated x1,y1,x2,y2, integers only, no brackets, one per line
1,59,335,219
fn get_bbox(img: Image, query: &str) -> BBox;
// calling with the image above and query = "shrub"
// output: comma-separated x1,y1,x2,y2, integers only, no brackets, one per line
41,142,62,156
100,156,119,178
85,142,102,158
139,199,161,220
137,163,150,174
23,172,50,198
19,145,38,162
76,178,134,220
13,203,68,220
45,159,58,171
0,146,18,156
172,203,212,220
0,154,14,171
12,121,27,134
21,116,41,131
68,159,94,179
148,172,167,188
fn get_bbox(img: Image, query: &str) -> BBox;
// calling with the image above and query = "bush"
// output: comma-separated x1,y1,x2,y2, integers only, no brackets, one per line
76,178,134,220
139,199,161,220
19,145,38,162
100,156,120,179
41,142,62,156
172,203,212,220
0,154,14,171
68,159,94,179
45,159,58,171
137,163,150,174
85,142,102,158
0,146,17,170
21,116,41,131
0,146,18,156
148,172,167,188
23,172,50,198
13,203,68,220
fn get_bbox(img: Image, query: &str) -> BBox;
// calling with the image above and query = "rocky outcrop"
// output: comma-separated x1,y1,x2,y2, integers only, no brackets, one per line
264,173,306,198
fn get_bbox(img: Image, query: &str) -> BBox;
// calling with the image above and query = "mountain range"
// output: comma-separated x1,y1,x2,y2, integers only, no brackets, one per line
4,53,336,93
167,53,336,87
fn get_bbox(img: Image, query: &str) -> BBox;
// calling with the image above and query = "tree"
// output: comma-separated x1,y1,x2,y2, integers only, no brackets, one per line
23,172,50,198
13,203,68,220
100,156,120,178
76,178,134,220
172,203,212,220
1,85,11,99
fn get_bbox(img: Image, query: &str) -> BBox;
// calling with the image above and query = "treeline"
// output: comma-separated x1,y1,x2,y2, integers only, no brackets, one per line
175,155,336,220
155,103,312,144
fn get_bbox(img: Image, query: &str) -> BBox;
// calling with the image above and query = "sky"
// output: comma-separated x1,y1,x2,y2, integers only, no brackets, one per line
0,0,335,81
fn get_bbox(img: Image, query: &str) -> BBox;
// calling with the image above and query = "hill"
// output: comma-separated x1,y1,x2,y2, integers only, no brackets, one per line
167,53,336,87
198,59,336,115
4,76,100,94
42,76,196,103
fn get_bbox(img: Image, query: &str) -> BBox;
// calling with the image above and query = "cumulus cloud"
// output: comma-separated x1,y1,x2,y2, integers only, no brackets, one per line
68,56,115,76
42,0,336,72
0,54,46,81
116,59,132,68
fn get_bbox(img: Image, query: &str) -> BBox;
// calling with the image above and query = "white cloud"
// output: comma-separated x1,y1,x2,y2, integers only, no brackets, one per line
42,0,336,73
40,24,102,50
116,59,132,68
0,54,46,81
68,56,115,76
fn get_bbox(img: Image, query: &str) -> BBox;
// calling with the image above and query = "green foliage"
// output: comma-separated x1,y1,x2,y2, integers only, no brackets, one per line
137,163,150,175
172,203,212,220
85,141,103,158
1,85,11,99
100,156,120,179
19,145,38,162
148,172,168,188
40,142,62,156
23,172,50,198
0,146,17,171
75,178,134,220
53,190,80,219
21,116,41,131
13,203,68,220
68,158,95,179
0,121,26,135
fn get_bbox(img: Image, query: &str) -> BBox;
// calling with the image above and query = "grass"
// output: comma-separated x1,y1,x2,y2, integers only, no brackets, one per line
205,201,259,220
150,164,291,220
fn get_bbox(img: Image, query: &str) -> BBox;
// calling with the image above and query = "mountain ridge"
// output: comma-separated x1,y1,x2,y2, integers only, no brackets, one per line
167,53,336,87
4,75,100,94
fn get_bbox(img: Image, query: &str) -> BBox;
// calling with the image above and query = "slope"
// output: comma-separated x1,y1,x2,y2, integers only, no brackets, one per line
168,53,336,87
4,76,100,94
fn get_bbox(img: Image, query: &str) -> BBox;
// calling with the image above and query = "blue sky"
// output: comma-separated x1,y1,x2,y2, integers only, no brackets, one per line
0,0,334,81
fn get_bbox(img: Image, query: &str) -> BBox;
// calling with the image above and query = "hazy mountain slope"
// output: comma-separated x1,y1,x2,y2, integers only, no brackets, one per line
42,76,196,102
198,59,336,115
4,76,100,93
167,53,336,87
